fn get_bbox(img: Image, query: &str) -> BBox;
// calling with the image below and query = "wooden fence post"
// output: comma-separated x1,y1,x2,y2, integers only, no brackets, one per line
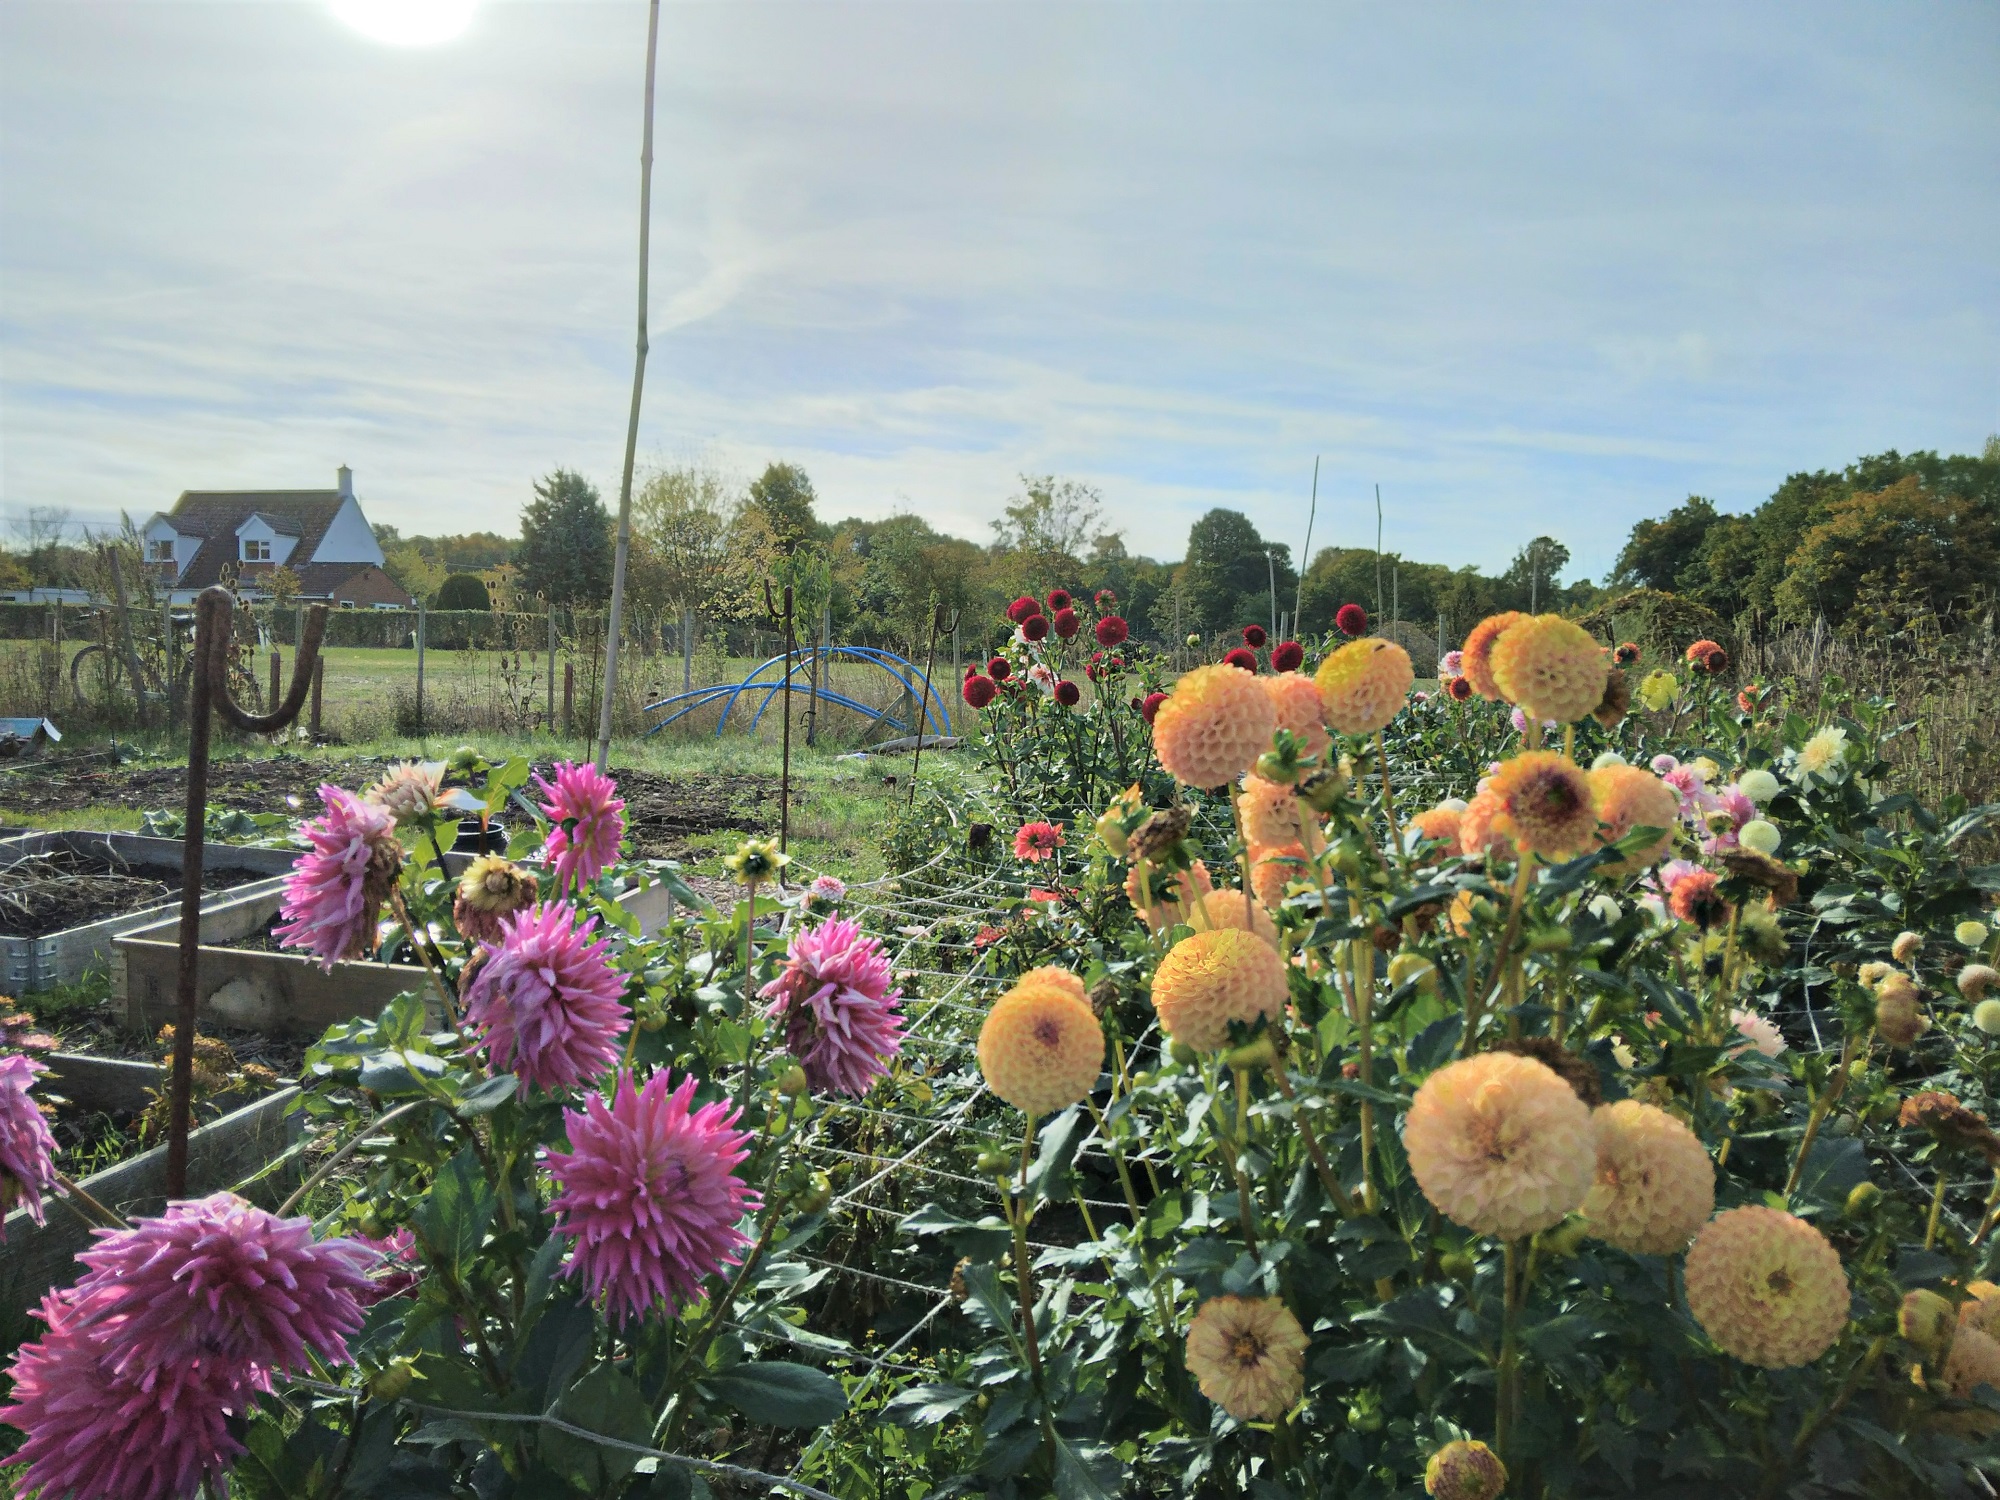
310,657,324,740
563,661,575,739
415,599,426,731
269,651,280,714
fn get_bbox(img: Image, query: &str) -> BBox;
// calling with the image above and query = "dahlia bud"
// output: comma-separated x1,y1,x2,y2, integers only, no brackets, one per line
1901,1289,1956,1353
777,1065,810,1098
975,1148,1011,1175
1892,931,1923,964
1297,766,1348,813
1541,1214,1590,1258
1975,999,2000,1035
1961,965,2000,1003
1424,1439,1507,1500
1255,749,1296,785
1437,1249,1477,1284
1387,951,1437,993
1844,1181,1881,1216
1223,1034,1279,1072
1169,1040,1200,1067
795,1171,834,1216
368,1359,417,1402
1958,920,1991,948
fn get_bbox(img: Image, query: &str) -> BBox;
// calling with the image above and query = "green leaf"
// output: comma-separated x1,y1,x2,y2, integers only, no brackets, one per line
1025,1106,1085,1203
885,1381,977,1427
704,1361,848,1429
359,1049,445,1098
1792,1135,1869,1213
456,1073,519,1115
414,1147,496,1275
542,1366,654,1489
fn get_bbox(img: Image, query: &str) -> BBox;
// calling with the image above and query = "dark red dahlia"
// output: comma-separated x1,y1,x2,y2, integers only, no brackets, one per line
1094,589,1117,608
1270,640,1305,673
1446,675,1473,701
1052,607,1081,639
988,656,1012,682
1021,614,1050,643
1221,647,1258,672
1242,624,1268,648
1095,615,1129,647
1140,691,1168,724
1335,603,1369,637
962,675,998,709
1054,680,1081,707
1006,596,1038,624
1046,589,1072,612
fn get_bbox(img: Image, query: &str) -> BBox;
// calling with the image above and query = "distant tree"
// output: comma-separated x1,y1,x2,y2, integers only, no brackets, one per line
745,464,821,556
1613,497,1716,591
1178,510,1295,633
381,541,447,605
265,565,304,608
630,463,738,623
1776,474,2000,631
436,573,492,611
1504,536,1571,612
993,476,1105,577
515,469,613,607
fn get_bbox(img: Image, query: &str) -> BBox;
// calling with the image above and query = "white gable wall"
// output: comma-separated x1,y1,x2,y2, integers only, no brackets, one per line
314,496,386,565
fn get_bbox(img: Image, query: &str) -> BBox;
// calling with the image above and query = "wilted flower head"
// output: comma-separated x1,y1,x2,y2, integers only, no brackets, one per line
725,836,790,888
536,760,626,892
1684,1206,1850,1367
363,760,443,825
759,917,905,1096
0,1053,56,1234
1613,641,1641,666
463,902,630,1092
1184,1295,1307,1420
67,1192,375,1377
452,854,539,946
547,1070,760,1325
1150,928,1289,1052
1404,1051,1597,1240
1426,1440,1508,1500
1315,637,1414,736
977,977,1103,1114
274,785,402,969
1013,820,1065,862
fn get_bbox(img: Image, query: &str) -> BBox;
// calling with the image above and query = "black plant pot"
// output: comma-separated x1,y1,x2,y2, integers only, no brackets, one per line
451,819,508,856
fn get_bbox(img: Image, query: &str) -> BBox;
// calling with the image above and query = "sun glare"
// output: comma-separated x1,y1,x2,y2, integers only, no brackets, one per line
329,0,477,47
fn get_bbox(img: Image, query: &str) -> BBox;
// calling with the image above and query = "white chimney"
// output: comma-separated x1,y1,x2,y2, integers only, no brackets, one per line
337,465,354,498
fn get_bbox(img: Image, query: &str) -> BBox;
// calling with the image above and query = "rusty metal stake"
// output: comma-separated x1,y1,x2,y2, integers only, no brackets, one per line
167,587,326,1197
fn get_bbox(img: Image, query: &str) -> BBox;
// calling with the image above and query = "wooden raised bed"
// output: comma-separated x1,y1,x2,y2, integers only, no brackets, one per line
113,868,681,1040
0,1053,302,1329
0,830,293,993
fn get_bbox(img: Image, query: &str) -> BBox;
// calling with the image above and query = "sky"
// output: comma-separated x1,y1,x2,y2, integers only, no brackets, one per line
1,1,1995,583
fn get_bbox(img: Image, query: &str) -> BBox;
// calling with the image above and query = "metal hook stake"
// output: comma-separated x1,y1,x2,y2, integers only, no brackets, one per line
166,587,327,1198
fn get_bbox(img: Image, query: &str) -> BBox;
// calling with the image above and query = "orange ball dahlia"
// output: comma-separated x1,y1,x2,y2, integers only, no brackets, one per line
1684,1206,1850,1368
1409,803,1465,857
1239,774,1308,847
1403,1052,1597,1239
1197,889,1277,942
1581,1100,1715,1254
1456,791,1518,862
1016,966,1088,1004
1183,1295,1309,1421
977,981,1104,1115
1261,671,1331,759
1124,859,1214,932
1489,614,1609,724
1249,841,1307,910
1153,664,1277,789
1150,927,1290,1052
1588,763,1680,874
1314,638,1414,736
1484,751,1598,861
1460,611,1528,699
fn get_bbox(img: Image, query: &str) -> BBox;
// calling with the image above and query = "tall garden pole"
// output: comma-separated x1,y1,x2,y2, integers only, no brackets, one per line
1295,455,1317,630
595,0,661,773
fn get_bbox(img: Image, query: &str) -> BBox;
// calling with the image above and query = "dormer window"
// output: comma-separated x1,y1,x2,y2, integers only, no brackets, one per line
148,539,174,562
244,539,271,562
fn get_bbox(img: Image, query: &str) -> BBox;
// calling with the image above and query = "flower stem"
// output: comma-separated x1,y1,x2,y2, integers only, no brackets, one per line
1783,1030,1859,1201
1374,729,1407,873
1497,1237,1526,1473
390,887,461,1030
1231,1066,1261,1256
53,1170,128,1229
1926,1167,1950,1251
1468,858,1535,1054
1265,1061,1354,1218
276,1099,427,1218
1006,1112,1050,1392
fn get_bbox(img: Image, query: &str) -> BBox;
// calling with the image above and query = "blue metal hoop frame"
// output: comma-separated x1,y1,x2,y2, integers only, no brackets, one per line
641,645,953,739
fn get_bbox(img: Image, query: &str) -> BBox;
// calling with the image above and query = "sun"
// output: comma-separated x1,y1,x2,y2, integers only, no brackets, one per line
329,0,477,47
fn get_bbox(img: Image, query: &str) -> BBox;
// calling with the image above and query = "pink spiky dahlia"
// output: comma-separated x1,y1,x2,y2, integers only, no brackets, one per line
274,784,403,969
547,1069,761,1325
463,902,630,1092
0,1053,56,1235
536,759,626,892
1,1288,257,1500
759,917,906,1096
68,1192,376,1377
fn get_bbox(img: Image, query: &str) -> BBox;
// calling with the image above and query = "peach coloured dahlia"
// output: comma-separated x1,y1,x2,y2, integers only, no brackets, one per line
1197,889,1277,942
1588,762,1679,874
1581,1100,1714,1254
1456,791,1518,862
1016,965,1089,1003
1260,671,1331,759
1150,927,1290,1052
363,759,443,825
1409,803,1465,857
977,981,1104,1115
1314,638,1414,736
1460,611,1527,699
1403,1052,1596,1239
1239,773,1307,847
1947,1327,2000,1399
1425,1439,1508,1500
1489,614,1608,724
1152,664,1277,789
1684,1205,1850,1368
1249,841,1308,911
1183,1295,1308,1421
1124,858,1215,931
1961,1282,2000,1337
1485,751,1598,861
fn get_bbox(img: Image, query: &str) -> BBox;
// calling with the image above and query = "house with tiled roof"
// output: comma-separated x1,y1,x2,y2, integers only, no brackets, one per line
141,466,412,607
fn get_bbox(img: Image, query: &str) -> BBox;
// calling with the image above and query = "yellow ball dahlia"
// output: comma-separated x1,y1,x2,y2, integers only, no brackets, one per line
1183,1295,1308,1421
1461,612,1528,699
1197,889,1277,942
1150,927,1290,1052
1153,664,1277,790
1314,638,1414,736
1239,773,1308,847
1581,1100,1714,1254
1261,671,1331,759
1484,751,1598,862
1424,1439,1508,1500
1488,614,1608,724
1588,763,1680,874
1683,1206,1850,1368
1403,1052,1597,1240
1248,841,1307,911
977,982,1104,1115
